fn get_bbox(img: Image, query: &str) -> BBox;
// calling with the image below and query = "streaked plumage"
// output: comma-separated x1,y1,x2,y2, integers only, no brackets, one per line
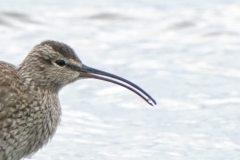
0,40,156,160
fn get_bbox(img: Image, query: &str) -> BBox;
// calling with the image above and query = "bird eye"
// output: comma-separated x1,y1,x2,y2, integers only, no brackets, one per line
55,60,66,66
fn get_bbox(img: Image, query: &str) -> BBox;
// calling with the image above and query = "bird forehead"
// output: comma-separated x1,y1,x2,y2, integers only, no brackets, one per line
40,40,81,62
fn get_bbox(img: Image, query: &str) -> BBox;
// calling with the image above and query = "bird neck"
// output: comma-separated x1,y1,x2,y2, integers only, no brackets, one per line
17,61,60,93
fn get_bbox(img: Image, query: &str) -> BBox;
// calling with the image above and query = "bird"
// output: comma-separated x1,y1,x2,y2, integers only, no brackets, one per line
0,40,156,160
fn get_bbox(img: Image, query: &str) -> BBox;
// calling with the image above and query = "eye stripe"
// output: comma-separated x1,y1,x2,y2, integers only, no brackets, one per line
55,60,66,66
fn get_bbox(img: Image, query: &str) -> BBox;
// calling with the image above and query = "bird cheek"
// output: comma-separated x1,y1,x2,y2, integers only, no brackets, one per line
68,71,80,80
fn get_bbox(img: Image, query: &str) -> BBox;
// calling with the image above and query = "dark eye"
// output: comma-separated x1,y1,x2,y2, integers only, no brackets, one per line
55,60,66,66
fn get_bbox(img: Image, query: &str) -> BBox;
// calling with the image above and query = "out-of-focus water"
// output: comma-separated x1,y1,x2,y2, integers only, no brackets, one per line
1,0,240,159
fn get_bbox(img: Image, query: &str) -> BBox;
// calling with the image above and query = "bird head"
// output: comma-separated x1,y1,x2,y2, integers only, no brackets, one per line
18,40,156,106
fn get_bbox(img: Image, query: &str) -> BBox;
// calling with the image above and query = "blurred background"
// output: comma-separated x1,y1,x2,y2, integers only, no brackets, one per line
1,0,240,159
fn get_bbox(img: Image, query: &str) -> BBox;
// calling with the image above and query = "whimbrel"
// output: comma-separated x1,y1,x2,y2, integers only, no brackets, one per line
0,40,156,160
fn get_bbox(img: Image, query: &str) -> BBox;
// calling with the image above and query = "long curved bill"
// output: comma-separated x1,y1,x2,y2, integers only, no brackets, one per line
78,64,157,106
